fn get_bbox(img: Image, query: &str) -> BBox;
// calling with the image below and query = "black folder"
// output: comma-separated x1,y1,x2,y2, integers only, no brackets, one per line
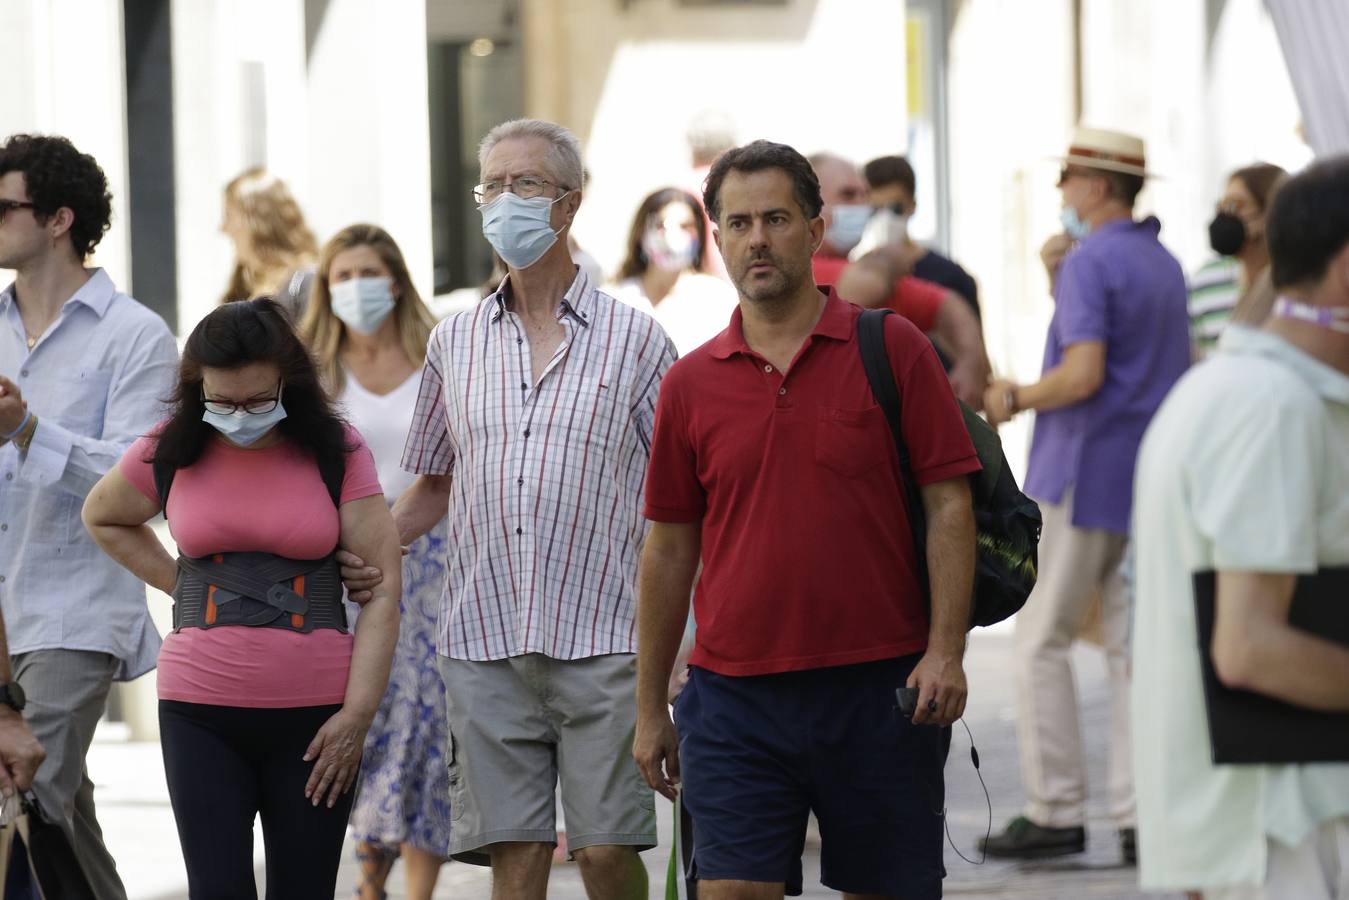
1193,567,1349,764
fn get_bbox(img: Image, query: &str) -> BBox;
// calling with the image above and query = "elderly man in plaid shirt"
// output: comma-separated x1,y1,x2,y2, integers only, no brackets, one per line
345,118,675,900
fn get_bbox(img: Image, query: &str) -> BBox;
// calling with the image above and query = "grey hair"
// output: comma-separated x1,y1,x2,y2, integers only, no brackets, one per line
478,119,584,192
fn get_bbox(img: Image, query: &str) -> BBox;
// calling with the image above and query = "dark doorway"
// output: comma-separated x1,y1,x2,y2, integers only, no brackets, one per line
122,0,178,332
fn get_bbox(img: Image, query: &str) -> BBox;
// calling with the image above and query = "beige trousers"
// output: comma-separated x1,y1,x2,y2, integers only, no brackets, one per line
1013,492,1134,829
1205,818,1349,900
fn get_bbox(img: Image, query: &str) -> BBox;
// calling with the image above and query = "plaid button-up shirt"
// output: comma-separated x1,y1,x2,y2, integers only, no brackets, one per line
403,270,676,660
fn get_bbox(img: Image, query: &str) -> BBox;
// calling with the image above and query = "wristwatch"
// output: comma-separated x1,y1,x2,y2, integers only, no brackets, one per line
0,681,26,713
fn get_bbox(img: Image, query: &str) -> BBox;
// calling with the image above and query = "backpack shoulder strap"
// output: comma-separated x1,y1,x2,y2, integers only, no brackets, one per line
857,309,910,473
317,452,345,510
856,308,930,580
152,460,174,520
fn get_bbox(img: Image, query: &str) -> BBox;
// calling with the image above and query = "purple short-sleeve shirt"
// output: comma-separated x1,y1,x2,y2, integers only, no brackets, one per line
1024,217,1191,533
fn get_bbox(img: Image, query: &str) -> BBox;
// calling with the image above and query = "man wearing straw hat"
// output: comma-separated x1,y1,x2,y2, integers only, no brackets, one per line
980,126,1190,863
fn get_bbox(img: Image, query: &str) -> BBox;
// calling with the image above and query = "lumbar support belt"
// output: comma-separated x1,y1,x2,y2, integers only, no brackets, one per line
173,552,347,634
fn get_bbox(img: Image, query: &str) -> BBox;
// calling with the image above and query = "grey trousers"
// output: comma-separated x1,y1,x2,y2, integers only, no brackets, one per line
13,649,127,900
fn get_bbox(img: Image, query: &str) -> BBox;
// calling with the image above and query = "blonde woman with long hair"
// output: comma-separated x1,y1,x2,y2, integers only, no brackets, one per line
220,168,319,315
299,224,448,900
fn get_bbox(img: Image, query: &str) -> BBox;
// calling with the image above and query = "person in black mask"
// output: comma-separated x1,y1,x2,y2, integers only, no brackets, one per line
1188,163,1286,358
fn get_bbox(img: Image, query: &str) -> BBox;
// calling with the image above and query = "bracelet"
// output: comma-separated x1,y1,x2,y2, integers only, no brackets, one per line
15,415,37,451
0,410,31,442
1005,387,1020,416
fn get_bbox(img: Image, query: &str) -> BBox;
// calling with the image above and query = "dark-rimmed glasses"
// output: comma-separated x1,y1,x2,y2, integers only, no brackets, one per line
473,176,564,204
0,200,36,222
202,382,284,415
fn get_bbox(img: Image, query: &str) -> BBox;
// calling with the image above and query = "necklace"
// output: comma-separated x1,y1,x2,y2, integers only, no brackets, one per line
25,334,37,350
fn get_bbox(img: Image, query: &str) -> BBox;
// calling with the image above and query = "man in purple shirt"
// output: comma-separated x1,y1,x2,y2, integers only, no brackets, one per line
980,127,1190,863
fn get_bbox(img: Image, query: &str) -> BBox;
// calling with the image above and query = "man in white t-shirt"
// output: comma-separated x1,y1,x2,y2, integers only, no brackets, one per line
1131,155,1349,899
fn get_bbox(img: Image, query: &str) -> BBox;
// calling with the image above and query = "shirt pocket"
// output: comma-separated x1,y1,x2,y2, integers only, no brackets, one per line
814,405,892,479
42,368,114,438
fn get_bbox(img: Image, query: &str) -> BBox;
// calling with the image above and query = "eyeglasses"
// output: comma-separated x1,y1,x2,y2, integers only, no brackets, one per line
472,176,565,204
201,382,284,415
0,200,36,222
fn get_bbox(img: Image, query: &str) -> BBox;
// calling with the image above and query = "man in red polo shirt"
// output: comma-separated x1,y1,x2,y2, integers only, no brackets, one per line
634,139,980,900
809,152,990,409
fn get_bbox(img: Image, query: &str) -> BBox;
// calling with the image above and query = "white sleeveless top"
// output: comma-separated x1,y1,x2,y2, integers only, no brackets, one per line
338,369,422,502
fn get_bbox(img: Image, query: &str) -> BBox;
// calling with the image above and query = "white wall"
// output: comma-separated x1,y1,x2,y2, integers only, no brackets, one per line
170,0,434,335
305,0,434,300
1,0,130,291
528,0,909,279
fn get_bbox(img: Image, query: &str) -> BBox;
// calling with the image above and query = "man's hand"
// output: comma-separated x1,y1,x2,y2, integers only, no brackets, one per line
1040,233,1073,283
336,549,384,606
949,364,989,410
0,708,45,797
983,378,1019,426
906,650,968,727
0,376,26,436
633,710,681,802
864,240,925,284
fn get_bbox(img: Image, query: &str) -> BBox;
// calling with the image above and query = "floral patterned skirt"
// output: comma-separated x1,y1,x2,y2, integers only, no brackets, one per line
349,523,452,856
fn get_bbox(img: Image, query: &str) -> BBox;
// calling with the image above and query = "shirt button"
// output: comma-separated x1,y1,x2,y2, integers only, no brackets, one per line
1,524,7,531
515,527,523,535
523,428,531,438
4,474,11,481
763,364,773,373
517,477,524,485
0,576,6,583
779,387,787,396
520,382,527,391
19,370,28,378
517,338,523,345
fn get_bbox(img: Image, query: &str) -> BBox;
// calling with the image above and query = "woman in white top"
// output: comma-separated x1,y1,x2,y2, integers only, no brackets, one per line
299,224,448,900
605,187,739,356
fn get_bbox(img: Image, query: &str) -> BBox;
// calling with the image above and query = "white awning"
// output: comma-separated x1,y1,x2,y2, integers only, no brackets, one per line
1264,0,1349,155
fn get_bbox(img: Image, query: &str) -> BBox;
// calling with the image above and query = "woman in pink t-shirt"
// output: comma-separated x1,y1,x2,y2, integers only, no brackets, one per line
83,298,402,899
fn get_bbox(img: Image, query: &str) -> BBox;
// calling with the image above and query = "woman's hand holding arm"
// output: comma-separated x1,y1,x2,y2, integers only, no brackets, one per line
304,493,402,808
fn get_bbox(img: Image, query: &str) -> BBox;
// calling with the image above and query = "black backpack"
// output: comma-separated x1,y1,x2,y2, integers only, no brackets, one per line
857,308,1041,628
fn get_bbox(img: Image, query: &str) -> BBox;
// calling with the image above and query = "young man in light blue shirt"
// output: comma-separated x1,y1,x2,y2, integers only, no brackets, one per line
0,133,177,900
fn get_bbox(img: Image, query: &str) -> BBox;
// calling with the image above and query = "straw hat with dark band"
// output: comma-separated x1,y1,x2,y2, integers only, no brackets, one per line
1061,126,1151,178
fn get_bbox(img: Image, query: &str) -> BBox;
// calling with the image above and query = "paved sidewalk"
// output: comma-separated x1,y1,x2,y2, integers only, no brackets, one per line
89,629,1179,898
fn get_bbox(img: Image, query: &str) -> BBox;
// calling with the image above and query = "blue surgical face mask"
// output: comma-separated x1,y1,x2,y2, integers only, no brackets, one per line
202,399,288,447
1060,205,1092,241
330,276,396,335
825,204,871,253
480,191,571,270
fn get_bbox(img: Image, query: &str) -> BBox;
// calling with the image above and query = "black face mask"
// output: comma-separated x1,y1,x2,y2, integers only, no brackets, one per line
1208,212,1247,256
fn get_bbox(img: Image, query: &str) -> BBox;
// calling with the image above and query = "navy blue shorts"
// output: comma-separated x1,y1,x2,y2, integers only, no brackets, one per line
674,655,950,897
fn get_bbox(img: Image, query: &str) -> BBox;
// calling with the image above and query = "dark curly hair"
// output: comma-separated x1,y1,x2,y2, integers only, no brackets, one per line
0,134,113,258
149,298,352,488
703,140,822,225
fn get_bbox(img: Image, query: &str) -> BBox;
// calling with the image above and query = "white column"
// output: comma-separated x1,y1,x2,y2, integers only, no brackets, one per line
304,0,435,299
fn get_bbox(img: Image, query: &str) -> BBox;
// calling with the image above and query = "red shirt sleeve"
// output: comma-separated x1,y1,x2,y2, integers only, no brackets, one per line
885,314,981,485
340,424,385,504
643,363,706,523
887,276,945,333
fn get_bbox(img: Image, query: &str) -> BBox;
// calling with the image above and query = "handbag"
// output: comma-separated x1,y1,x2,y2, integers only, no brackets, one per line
1192,567,1349,764
2,792,97,899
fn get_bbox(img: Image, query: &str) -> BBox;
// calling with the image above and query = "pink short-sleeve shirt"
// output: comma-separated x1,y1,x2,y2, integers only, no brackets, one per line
119,424,383,708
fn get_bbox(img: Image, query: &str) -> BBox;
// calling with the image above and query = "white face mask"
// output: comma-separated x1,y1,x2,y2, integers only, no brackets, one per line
330,276,396,335
201,388,288,447
480,191,571,270
825,204,871,253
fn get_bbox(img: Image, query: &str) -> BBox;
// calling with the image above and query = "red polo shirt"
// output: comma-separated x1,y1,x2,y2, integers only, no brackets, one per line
644,289,980,676
812,252,946,331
